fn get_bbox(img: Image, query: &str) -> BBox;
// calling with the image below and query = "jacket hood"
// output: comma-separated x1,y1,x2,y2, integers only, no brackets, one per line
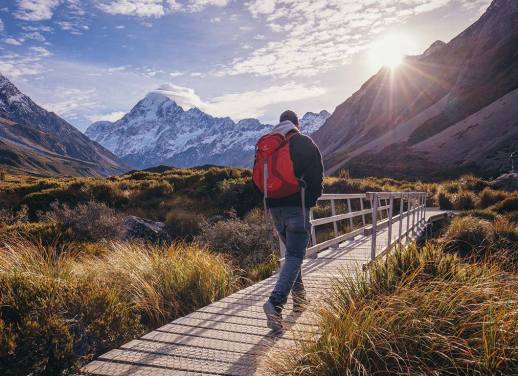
271,120,299,137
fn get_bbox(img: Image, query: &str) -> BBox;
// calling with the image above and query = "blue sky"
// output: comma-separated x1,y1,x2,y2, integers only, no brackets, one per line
0,0,491,131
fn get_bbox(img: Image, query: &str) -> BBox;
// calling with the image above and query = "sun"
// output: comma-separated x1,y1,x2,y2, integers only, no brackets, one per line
369,34,418,70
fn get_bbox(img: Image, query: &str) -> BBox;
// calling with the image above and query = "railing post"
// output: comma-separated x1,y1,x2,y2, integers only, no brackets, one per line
398,194,405,244
423,194,427,223
412,195,419,235
331,199,338,237
387,193,394,247
347,198,354,230
309,208,317,246
369,193,378,261
406,193,411,241
360,197,366,226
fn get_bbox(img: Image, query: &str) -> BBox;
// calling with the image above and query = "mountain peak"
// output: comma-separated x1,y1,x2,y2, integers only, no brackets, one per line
422,40,446,57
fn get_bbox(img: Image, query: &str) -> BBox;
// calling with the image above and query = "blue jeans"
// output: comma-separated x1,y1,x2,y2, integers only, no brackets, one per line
268,206,310,310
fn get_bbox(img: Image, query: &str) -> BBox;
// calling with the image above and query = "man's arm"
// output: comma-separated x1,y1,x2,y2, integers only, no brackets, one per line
291,135,324,207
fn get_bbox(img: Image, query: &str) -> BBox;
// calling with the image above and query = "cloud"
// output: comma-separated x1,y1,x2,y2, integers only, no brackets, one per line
0,18,4,32
96,0,229,17
43,88,98,119
217,0,475,78
15,0,61,21
0,46,53,78
152,82,326,120
88,111,126,123
3,38,23,46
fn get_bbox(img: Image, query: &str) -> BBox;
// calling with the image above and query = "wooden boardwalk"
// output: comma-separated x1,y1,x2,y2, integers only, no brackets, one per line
83,204,446,375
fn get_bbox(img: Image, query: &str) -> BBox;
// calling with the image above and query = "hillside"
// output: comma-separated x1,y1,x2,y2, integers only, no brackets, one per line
0,74,128,176
86,92,330,169
314,0,518,178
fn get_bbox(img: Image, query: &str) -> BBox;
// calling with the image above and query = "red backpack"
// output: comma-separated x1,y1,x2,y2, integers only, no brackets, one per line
252,130,300,199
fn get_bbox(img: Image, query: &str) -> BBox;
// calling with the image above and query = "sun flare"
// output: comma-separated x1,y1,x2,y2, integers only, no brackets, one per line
369,34,418,70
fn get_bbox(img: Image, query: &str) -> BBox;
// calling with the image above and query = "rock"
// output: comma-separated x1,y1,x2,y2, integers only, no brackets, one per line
490,173,518,192
124,215,171,243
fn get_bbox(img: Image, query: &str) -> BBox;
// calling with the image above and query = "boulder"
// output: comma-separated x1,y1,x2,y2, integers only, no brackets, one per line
124,216,171,243
490,173,518,192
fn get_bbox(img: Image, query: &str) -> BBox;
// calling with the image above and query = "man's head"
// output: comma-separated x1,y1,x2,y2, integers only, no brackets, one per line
280,110,299,128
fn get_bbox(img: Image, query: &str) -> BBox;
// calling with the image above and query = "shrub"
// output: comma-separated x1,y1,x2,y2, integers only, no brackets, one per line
459,174,489,192
0,221,62,246
436,191,453,210
491,196,518,214
45,201,125,242
165,209,203,239
0,205,28,226
442,216,494,257
196,209,277,279
131,180,173,203
452,190,478,210
90,182,128,208
457,209,497,221
479,187,508,208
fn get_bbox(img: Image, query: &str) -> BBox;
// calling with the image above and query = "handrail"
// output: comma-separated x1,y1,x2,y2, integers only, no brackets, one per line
276,191,428,263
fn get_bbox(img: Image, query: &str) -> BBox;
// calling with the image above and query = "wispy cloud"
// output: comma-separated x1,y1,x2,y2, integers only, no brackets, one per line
88,111,126,123
153,81,326,120
217,0,487,78
3,38,23,46
95,0,229,17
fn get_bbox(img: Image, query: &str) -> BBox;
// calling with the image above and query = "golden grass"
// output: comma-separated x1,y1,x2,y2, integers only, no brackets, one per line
0,238,236,374
269,244,518,376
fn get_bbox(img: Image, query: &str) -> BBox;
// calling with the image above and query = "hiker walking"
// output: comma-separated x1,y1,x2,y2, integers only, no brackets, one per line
252,110,323,332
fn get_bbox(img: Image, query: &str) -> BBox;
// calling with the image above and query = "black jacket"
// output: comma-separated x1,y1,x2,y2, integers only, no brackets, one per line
263,133,324,208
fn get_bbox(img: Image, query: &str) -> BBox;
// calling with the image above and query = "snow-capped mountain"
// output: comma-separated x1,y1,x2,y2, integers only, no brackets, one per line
0,73,127,176
86,92,329,169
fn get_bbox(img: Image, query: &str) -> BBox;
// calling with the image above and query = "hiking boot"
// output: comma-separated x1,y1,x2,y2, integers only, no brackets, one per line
292,293,309,313
263,300,283,332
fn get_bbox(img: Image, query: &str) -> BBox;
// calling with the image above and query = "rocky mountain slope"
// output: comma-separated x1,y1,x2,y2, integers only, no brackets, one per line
0,74,127,176
314,0,518,178
86,93,329,169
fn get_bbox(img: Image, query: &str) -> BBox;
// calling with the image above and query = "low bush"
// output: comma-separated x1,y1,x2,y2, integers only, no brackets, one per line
0,221,62,246
478,187,508,208
165,209,203,239
442,216,494,257
491,196,518,214
196,209,277,280
436,191,453,210
45,201,125,242
452,190,478,210
0,205,28,226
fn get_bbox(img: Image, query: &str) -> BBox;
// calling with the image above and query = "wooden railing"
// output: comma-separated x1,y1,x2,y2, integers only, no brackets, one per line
277,192,427,263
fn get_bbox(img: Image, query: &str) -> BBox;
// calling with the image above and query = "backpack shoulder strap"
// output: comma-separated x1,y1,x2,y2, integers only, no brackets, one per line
285,129,299,141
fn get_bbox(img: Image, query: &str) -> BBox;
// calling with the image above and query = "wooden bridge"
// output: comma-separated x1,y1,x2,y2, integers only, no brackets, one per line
82,192,449,376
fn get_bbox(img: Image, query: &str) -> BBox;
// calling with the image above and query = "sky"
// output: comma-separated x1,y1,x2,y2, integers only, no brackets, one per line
0,0,492,131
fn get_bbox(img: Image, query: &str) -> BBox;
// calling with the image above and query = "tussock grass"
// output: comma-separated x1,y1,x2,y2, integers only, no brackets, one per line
0,238,235,375
269,244,518,376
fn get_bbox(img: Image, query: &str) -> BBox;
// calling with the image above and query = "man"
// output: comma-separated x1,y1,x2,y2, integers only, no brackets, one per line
253,110,324,332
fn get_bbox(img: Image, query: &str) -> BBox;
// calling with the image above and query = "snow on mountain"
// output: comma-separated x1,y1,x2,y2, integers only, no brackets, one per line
86,92,329,169
300,110,331,135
